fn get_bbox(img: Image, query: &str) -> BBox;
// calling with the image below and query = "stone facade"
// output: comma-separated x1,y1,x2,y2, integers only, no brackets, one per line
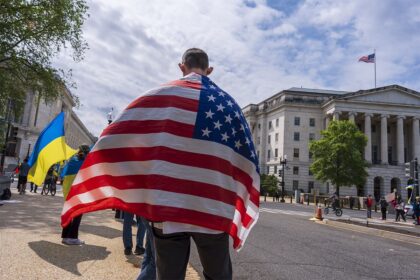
243,85,420,200
5,88,95,166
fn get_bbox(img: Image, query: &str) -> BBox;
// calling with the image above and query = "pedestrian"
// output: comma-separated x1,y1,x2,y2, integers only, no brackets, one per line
17,158,30,194
137,218,156,280
122,212,146,256
41,166,55,195
366,194,373,218
61,144,90,245
395,195,406,222
412,197,420,225
379,196,388,220
275,191,280,202
29,182,38,193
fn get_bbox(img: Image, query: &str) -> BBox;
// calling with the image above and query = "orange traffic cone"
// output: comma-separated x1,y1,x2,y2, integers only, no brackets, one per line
315,205,323,220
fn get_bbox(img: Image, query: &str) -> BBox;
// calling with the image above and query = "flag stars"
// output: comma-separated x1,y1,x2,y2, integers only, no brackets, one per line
208,95,216,102
250,151,256,158
213,120,222,130
216,103,225,112
226,100,234,107
234,140,242,150
209,84,217,90
205,109,214,119
245,137,251,145
221,132,229,142
218,91,225,97
240,124,245,131
234,111,240,119
231,128,237,136
225,114,232,124
201,127,211,137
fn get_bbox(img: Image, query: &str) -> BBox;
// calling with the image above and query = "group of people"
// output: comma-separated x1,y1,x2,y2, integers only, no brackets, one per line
366,193,420,224
15,159,59,195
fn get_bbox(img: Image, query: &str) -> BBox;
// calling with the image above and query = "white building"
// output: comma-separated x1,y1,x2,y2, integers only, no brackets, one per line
4,88,96,167
242,85,420,199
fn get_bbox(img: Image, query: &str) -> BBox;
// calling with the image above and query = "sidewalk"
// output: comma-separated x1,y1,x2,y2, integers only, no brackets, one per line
0,184,200,280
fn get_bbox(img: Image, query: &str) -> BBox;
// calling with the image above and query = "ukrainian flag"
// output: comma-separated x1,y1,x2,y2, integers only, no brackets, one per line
28,112,77,186
61,156,84,199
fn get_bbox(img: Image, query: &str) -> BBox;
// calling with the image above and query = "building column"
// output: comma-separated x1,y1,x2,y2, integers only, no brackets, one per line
325,115,331,129
396,116,405,165
381,114,389,164
333,111,340,121
413,117,420,160
348,112,356,123
364,113,372,163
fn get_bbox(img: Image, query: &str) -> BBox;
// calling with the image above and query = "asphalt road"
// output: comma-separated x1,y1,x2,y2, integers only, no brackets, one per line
190,201,420,280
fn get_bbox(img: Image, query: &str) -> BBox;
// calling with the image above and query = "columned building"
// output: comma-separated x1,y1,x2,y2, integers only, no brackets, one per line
242,85,420,199
4,88,96,168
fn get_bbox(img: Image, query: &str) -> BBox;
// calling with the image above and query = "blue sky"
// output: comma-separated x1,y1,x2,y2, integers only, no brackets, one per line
55,0,420,136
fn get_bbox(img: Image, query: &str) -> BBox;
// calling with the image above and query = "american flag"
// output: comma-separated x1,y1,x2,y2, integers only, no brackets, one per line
61,73,260,250
358,53,375,63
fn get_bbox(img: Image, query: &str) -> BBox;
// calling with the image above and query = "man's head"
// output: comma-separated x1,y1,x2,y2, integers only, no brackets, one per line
178,48,213,76
23,158,28,163
78,144,90,159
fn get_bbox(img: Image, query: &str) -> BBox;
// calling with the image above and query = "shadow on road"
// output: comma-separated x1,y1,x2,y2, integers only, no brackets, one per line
80,224,122,239
28,240,111,276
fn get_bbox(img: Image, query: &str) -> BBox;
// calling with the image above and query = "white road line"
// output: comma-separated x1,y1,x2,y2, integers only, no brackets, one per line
260,208,313,217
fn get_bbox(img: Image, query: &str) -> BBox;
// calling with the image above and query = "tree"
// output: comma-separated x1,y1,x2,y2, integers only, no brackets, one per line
0,0,89,117
309,120,368,196
260,174,278,196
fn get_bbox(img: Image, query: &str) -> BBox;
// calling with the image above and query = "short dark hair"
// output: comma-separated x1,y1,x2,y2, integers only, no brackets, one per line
182,48,209,71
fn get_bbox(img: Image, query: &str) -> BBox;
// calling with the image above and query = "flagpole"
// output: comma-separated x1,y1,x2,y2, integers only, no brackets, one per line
374,49,376,88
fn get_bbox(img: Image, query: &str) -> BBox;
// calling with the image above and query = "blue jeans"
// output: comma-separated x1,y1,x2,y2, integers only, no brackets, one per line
137,218,156,280
122,212,145,249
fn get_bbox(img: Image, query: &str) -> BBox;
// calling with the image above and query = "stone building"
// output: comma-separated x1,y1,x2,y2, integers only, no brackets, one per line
4,88,96,167
242,85,420,199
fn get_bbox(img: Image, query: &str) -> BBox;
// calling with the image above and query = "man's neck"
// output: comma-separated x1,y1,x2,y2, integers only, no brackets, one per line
184,68,206,76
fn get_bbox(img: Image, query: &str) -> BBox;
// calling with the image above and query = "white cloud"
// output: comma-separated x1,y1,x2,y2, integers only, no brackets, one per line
54,0,420,136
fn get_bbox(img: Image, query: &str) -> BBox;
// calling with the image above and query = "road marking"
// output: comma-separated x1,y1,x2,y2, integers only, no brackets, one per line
260,208,313,217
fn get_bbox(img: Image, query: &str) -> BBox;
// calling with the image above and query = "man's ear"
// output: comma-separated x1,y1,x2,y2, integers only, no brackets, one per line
206,66,213,76
178,63,187,74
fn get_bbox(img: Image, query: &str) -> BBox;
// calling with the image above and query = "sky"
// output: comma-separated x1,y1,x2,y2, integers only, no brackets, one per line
54,0,420,136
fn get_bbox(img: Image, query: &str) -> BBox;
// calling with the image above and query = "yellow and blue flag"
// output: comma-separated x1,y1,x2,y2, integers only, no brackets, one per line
28,112,77,186
60,155,84,199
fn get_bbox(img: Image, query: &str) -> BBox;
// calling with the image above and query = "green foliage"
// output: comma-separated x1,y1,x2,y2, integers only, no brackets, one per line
0,0,88,117
260,174,278,196
309,120,368,195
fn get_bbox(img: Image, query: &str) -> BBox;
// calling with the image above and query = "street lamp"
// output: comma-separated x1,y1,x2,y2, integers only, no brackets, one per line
107,108,114,125
279,155,287,203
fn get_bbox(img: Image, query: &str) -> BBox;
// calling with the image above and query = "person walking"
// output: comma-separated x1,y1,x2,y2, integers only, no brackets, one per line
29,182,38,193
61,145,90,245
379,196,388,220
122,212,146,255
17,158,30,194
395,195,406,222
412,197,420,225
366,195,373,218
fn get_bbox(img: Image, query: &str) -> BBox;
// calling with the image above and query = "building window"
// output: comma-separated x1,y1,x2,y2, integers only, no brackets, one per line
371,124,376,133
268,135,271,144
268,121,272,129
293,166,299,175
258,123,261,130
276,118,279,127
293,180,299,190
275,148,278,158
310,118,315,127
308,181,314,193
294,148,299,158
266,166,270,174
309,133,315,141
257,137,261,145
267,150,271,160
294,132,300,141
257,151,260,159
294,117,300,126
387,126,390,134
309,169,313,176
309,151,313,159
274,165,277,174
275,133,279,142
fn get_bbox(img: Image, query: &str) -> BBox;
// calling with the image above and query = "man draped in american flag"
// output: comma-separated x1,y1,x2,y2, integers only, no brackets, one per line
61,48,260,279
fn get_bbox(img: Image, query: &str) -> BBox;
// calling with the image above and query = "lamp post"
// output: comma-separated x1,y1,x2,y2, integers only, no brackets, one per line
279,155,287,203
107,108,114,125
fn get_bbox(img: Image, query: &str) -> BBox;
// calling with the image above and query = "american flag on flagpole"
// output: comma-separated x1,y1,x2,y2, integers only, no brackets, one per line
61,73,260,250
358,53,375,63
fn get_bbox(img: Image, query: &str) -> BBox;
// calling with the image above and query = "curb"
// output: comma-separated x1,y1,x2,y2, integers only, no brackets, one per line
316,219,420,246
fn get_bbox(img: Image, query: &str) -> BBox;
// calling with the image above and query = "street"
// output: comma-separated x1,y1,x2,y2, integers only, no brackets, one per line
190,201,420,280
